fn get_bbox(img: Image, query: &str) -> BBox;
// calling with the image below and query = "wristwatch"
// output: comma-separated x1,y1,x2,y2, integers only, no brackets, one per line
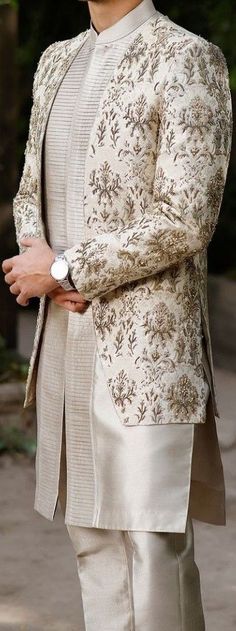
50,254,75,291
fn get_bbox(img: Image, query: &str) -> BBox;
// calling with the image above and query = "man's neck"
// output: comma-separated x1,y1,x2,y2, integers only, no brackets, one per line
88,0,144,34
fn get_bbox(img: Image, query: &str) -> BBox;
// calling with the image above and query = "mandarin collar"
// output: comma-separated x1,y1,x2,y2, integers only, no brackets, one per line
90,0,158,45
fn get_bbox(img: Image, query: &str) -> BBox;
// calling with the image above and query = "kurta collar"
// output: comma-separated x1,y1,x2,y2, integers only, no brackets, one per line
90,0,157,45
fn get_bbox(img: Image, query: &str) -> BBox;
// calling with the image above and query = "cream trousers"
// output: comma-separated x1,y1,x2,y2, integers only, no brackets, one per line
59,482,205,631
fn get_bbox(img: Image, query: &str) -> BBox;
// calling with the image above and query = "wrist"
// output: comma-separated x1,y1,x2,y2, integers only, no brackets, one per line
46,275,60,292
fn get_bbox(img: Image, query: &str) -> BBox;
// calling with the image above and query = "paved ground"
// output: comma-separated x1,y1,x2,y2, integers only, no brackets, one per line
0,367,235,631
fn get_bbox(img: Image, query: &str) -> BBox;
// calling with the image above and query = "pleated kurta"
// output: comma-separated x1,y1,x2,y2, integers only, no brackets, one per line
35,0,226,532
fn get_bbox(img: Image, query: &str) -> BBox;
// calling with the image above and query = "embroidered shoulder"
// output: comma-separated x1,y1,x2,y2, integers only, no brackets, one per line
154,12,229,70
32,29,90,97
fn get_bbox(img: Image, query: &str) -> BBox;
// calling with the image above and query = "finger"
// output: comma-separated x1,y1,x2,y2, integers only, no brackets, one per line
61,291,80,300
74,303,89,313
65,302,78,312
48,296,72,307
4,271,17,285
2,258,14,273
47,288,77,300
9,282,20,296
51,295,87,307
48,296,63,306
53,300,77,312
16,292,29,306
78,293,88,302
63,301,88,313
64,297,87,306
48,294,66,305
47,287,64,299
56,290,86,302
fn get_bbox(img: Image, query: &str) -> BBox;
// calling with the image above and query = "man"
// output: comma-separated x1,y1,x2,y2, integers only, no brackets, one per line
2,0,232,628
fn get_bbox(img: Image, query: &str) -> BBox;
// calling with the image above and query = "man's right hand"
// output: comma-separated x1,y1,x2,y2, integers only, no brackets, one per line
47,286,90,313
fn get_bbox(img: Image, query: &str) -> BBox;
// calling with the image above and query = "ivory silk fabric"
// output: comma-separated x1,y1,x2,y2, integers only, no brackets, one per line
12,1,231,529
64,515,205,631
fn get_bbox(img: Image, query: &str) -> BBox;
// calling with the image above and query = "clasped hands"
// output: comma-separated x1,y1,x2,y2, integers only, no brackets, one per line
2,236,89,314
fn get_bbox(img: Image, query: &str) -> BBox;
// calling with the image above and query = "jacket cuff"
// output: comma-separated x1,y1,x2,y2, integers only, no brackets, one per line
63,245,87,298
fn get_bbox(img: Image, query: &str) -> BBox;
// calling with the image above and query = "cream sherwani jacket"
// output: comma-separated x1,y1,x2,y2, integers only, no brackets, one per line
13,11,232,427
13,7,232,530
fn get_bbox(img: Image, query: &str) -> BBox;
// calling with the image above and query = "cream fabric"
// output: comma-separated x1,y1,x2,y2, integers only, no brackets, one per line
14,7,232,424
56,351,225,533
34,0,226,530
13,1,228,529
64,514,205,631
88,350,196,531
36,0,182,529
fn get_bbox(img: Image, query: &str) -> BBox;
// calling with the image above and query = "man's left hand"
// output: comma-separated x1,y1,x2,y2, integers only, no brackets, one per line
2,237,59,306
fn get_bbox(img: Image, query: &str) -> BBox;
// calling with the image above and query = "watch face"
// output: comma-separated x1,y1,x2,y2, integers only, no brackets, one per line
51,259,69,281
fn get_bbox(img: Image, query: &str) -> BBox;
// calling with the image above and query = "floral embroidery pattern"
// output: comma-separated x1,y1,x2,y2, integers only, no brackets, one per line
12,12,232,424
179,96,214,140
166,375,199,422
142,303,176,342
89,161,123,205
108,370,137,413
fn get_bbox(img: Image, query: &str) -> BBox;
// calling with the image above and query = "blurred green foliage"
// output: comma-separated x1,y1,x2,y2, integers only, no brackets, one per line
10,0,236,275
0,0,17,6
0,334,29,382
0,425,36,455
0,335,34,457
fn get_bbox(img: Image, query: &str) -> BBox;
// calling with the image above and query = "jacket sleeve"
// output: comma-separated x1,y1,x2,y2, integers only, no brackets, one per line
64,38,232,301
12,44,55,254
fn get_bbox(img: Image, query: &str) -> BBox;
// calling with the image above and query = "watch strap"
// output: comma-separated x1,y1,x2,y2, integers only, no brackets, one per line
58,277,75,291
